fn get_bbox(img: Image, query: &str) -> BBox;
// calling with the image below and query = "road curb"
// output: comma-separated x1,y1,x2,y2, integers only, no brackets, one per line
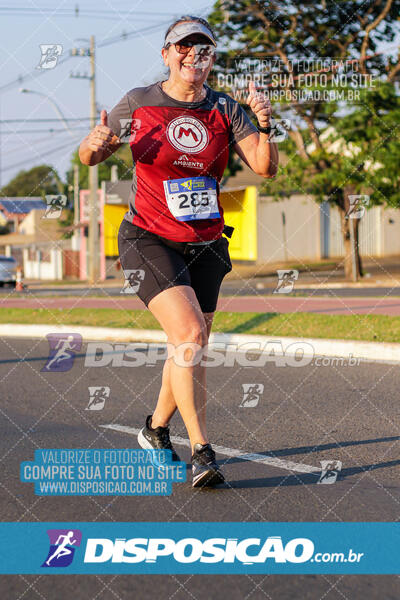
1,323,400,363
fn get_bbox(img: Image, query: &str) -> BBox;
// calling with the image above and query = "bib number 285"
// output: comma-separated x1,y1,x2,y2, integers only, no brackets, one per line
178,191,209,209
163,176,220,221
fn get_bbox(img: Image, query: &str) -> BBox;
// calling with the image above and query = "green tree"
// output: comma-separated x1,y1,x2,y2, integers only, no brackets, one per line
66,144,133,191
0,164,73,237
209,0,400,280
1,165,64,197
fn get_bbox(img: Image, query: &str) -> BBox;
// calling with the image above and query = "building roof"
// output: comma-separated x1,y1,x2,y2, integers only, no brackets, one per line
101,154,290,203
0,233,71,248
221,163,265,191
102,180,132,205
0,198,47,215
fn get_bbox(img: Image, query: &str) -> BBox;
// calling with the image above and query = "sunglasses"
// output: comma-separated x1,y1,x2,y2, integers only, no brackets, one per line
167,40,215,56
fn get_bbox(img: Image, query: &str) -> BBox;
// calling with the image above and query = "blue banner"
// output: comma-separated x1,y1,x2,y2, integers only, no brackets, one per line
0,522,399,574
20,449,186,496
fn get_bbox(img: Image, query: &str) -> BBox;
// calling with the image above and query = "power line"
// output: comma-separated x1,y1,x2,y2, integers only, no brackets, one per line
5,132,79,154
0,12,169,23
0,127,88,134
0,19,170,93
0,139,79,173
0,7,179,16
0,118,91,123
0,54,73,94
97,19,170,48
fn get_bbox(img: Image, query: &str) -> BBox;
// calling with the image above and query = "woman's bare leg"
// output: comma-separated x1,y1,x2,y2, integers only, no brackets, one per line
147,285,213,450
152,311,214,435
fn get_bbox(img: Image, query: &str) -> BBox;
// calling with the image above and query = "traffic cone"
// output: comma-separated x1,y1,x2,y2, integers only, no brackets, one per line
15,266,24,292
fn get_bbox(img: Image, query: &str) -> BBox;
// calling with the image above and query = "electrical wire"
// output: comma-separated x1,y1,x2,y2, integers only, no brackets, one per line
0,127,88,134
0,18,171,93
0,118,91,123
0,7,179,16
1,139,80,173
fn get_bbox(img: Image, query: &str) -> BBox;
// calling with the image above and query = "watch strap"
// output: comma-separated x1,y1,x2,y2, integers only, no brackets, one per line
257,124,271,135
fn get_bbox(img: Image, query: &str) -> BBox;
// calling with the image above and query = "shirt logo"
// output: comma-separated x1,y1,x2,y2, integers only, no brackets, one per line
173,154,204,169
166,116,208,154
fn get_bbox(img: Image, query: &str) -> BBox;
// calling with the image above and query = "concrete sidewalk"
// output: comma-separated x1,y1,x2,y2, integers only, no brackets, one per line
23,255,400,290
3,294,400,315
1,323,400,363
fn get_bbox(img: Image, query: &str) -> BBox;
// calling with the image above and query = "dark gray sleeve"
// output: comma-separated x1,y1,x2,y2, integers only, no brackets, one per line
107,94,132,137
228,99,258,144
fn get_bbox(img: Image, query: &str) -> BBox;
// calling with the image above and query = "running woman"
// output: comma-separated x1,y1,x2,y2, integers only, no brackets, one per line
79,16,278,488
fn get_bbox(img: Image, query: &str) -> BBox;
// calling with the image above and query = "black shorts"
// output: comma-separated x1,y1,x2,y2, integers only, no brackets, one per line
118,220,232,313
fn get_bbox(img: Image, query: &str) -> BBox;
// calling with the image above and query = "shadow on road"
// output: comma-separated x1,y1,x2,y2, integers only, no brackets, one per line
258,436,400,457
218,452,400,489
222,457,400,489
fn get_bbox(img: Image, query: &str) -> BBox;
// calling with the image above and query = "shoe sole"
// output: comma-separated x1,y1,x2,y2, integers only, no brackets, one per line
192,468,225,488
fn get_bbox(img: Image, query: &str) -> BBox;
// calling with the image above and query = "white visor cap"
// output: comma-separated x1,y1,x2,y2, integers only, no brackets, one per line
165,21,216,47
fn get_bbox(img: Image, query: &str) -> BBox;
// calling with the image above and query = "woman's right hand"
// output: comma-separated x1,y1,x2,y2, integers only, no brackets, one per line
86,110,120,152
79,109,121,165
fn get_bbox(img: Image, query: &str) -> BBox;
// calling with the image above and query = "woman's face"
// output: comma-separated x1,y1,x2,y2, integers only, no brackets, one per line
162,34,216,86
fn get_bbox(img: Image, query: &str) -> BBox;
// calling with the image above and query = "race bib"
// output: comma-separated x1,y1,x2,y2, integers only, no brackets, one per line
163,176,220,222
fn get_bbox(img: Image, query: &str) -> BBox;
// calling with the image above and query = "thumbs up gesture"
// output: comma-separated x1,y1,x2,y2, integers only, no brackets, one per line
246,81,272,128
86,109,120,153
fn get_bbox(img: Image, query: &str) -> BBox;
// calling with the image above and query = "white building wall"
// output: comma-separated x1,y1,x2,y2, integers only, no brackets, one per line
258,195,321,263
258,195,400,262
381,207,400,255
23,248,63,280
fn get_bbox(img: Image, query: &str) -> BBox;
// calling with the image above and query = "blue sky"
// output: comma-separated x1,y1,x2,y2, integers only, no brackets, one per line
0,0,214,187
0,2,398,189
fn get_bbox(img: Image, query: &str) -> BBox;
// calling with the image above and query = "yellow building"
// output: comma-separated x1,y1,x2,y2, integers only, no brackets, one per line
101,176,260,262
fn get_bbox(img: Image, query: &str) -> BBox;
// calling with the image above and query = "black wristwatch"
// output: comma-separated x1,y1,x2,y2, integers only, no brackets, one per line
257,124,271,135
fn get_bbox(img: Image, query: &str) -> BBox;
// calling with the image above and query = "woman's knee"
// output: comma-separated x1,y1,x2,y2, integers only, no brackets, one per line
170,319,208,347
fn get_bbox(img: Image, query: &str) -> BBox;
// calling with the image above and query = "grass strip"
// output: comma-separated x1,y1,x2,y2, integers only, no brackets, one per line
0,308,399,343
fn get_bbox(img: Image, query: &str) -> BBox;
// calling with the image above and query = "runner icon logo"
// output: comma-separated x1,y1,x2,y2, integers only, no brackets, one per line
345,195,370,220
166,117,209,154
121,269,145,294
273,270,299,294
42,529,82,567
43,194,67,219
240,383,264,407
86,386,110,410
41,333,82,372
36,44,63,70
317,460,342,484
269,118,291,142
119,118,141,143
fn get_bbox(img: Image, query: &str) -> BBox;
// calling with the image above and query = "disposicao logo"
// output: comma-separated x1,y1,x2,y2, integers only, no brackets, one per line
83,536,314,564
42,333,82,372
42,529,82,567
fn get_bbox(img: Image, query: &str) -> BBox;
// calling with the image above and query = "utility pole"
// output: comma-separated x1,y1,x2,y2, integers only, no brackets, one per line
70,35,99,283
72,164,80,252
281,211,288,262
88,35,99,284
0,97,2,190
349,219,358,282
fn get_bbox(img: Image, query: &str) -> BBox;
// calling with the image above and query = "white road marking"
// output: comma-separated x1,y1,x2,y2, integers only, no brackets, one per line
100,424,320,475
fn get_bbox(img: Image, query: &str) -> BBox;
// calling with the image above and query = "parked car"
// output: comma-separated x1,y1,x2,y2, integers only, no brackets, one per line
0,255,17,287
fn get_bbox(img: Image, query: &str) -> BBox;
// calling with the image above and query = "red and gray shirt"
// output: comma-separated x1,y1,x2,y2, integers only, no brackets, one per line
108,81,257,242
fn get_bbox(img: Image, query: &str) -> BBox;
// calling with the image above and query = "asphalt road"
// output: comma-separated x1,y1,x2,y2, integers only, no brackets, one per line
2,282,400,297
3,287,400,315
0,337,399,599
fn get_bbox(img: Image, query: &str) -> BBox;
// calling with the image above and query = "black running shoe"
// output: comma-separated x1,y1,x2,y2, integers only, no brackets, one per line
191,443,225,488
138,415,181,465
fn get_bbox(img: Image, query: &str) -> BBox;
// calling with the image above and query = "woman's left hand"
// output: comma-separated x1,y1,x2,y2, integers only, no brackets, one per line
246,80,272,128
